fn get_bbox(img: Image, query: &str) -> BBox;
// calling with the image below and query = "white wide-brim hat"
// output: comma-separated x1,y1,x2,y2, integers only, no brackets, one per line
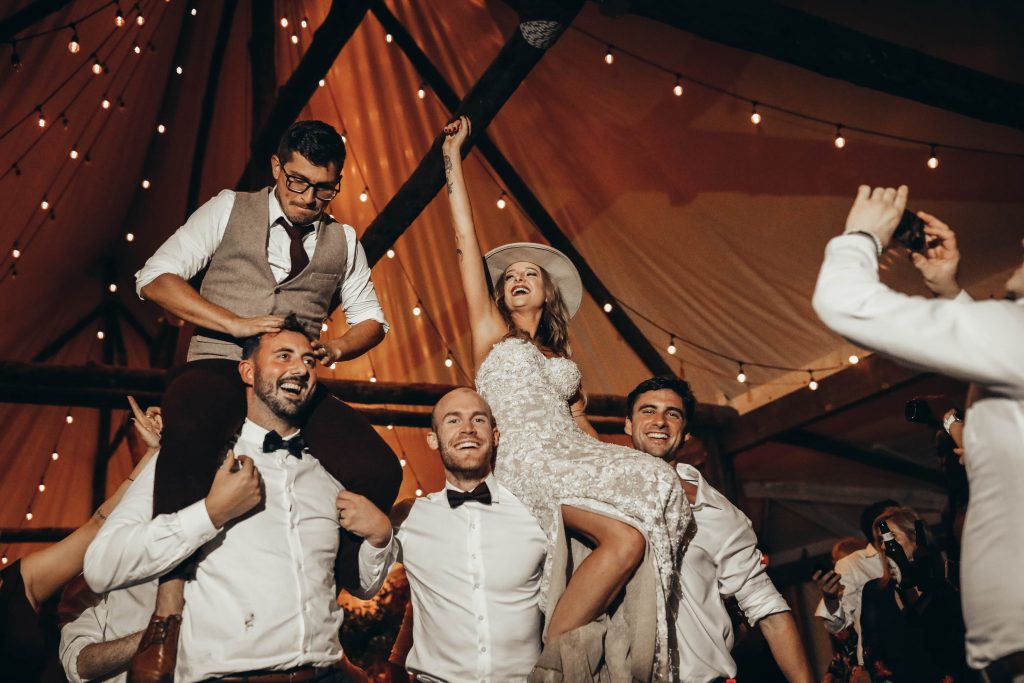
483,242,583,318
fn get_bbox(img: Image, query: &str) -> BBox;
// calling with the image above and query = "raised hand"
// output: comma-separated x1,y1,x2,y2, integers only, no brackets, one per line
205,451,263,528
336,490,392,548
843,185,908,248
228,314,285,339
812,568,844,612
442,115,471,155
910,211,961,299
127,395,162,450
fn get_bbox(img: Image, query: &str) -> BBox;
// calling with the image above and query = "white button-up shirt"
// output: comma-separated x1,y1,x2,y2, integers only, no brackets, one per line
813,233,1024,668
134,189,388,331
395,476,547,683
84,420,390,682
673,464,791,681
59,579,156,683
813,543,883,663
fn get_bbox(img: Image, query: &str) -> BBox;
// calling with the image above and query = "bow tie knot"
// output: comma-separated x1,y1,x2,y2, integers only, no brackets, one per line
263,430,306,458
446,482,492,508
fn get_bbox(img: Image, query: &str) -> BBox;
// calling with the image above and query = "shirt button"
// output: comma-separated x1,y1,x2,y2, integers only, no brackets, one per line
473,582,480,589
480,646,487,653
477,615,484,621
471,554,477,560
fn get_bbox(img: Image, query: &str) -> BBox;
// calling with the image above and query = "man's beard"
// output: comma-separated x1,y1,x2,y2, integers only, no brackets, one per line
438,444,492,481
254,366,312,421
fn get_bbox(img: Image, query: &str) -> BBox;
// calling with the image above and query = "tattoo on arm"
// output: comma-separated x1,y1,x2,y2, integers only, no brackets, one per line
443,154,454,195
456,248,463,262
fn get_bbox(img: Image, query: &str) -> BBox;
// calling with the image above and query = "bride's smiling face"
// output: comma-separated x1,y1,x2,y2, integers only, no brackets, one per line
502,261,546,312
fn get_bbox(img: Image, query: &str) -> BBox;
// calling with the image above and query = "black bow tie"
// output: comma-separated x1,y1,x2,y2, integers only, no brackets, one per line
447,482,492,509
263,430,306,458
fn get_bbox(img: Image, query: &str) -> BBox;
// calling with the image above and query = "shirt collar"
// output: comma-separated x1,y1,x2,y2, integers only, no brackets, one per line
239,418,303,449
268,187,321,235
674,462,722,511
441,473,501,504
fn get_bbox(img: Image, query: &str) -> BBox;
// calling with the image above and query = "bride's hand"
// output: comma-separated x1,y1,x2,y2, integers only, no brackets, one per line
442,115,471,155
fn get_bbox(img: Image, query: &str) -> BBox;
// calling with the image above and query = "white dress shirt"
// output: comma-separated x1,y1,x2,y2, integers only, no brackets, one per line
813,233,1024,668
59,579,156,683
134,189,388,331
395,476,547,683
673,464,791,681
84,420,390,682
813,544,883,663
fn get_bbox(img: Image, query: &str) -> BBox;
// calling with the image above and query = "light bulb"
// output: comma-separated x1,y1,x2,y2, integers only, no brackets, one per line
444,356,454,368
38,483,45,492
737,366,747,383
321,322,329,332
417,85,426,99
385,33,393,44
673,78,683,97
415,488,423,497
927,146,939,169
667,339,677,355
66,414,74,424
848,354,860,364
36,108,46,127
399,458,407,467
603,303,613,313
190,7,197,16
496,193,507,210
359,188,369,202
40,199,50,210
125,232,135,242
386,425,394,430
834,126,846,149
1,556,7,565
133,44,141,54
300,18,308,28
386,249,395,259
157,123,167,134
809,379,819,391
52,451,59,461
97,330,105,340
69,147,79,160
329,362,337,370
412,305,421,316
68,33,81,54
175,66,183,75
290,34,298,44
115,8,125,26
280,17,288,27
108,283,117,293
750,104,761,125
369,375,377,383
92,58,103,75
604,46,614,64
11,248,20,259
318,79,325,88
141,179,151,189
101,98,111,109
25,511,33,521
136,12,145,26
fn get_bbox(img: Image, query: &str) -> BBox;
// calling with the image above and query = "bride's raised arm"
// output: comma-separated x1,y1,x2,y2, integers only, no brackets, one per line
442,116,507,366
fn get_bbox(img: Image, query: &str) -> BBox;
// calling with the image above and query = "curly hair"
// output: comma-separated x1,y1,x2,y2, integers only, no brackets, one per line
493,265,571,357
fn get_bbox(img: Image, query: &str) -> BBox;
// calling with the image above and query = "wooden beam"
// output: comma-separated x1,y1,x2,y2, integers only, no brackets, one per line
236,0,370,190
742,480,947,511
721,353,923,454
775,429,945,486
185,0,239,214
358,0,584,264
0,527,71,543
625,0,1024,131
0,0,73,43
366,0,670,375
774,500,861,539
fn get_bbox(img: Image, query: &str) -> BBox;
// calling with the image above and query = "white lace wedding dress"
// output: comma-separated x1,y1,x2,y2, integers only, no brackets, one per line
476,338,691,681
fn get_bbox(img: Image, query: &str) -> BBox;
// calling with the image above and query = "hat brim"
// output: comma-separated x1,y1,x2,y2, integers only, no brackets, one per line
484,242,583,318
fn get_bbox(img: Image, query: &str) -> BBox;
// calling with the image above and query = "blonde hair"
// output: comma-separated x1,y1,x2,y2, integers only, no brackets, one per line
493,265,571,357
871,506,922,585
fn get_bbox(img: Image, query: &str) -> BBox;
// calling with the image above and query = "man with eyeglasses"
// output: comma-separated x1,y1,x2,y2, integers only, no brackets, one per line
127,120,401,682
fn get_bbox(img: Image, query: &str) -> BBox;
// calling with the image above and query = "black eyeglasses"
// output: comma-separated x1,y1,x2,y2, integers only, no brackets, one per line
282,166,341,201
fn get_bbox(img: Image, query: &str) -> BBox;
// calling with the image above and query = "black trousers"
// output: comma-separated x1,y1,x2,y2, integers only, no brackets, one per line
154,358,402,591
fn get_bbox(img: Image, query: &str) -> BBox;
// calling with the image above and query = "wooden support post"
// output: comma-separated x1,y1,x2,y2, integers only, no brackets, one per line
248,0,277,137
236,0,371,190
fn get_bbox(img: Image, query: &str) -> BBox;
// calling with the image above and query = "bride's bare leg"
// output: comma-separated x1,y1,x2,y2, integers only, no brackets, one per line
545,504,646,641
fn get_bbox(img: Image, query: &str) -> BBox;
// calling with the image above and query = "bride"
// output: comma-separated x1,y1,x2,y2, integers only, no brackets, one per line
442,116,691,681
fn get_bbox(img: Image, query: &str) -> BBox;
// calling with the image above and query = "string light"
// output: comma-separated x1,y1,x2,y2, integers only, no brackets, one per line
318,79,325,88
444,353,454,368
673,77,683,97
386,425,394,430
108,283,117,293
359,187,369,203
11,244,21,259
412,302,422,317
386,249,395,259
115,5,126,27
604,45,614,65
175,65,183,75
808,372,819,391
290,34,298,45
92,55,103,75
300,17,308,29
25,511,33,521
280,17,288,27
927,145,939,169
399,458,407,467
69,147,79,160
96,330,105,340
101,97,111,110
369,374,378,383
156,123,166,133
415,488,423,497
40,198,50,211
750,102,762,126
51,451,59,461
416,83,426,99
38,483,45,492
603,303,613,313
667,338,677,355
135,5,145,26
496,192,507,210
133,44,141,54
848,354,860,364
329,362,337,370
65,414,74,424
736,364,747,383
834,125,846,149
190,6,197,16
141,179,150,189
125,232,135,242
68,25,81,54
321,322,329,332
1,555,6,565
385,33,393,44
36,107,46,127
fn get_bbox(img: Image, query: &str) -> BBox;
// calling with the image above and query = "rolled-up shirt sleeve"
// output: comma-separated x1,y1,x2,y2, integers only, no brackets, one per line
84,455,220,593
134,190,236,297
716,517,790,626
59,599,105,683
352,530,399,599
812,234,1024,398
339,226,389,333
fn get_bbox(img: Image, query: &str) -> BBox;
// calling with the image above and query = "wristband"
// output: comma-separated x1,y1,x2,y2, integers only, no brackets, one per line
943,412,963,434
847,230,884,257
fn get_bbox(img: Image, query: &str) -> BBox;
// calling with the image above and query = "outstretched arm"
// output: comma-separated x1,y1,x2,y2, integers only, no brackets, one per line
442,116,507,365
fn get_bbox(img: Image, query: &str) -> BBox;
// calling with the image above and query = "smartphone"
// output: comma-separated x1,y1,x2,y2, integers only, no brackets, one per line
892,209,926,252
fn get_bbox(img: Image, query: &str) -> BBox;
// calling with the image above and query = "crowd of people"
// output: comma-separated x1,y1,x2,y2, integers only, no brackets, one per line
0,116,1020,683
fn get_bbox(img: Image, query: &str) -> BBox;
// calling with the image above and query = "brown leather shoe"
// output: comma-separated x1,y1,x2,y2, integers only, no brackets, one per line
128,613,181,683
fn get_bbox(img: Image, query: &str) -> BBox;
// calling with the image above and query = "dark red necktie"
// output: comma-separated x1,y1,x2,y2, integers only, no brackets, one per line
280,219,311,282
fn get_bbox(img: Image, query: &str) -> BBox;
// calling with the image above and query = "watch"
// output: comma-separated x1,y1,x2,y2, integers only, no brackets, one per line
943,412,963,434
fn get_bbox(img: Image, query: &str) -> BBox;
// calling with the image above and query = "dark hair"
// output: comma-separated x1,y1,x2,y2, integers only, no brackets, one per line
240,313,311,359
493,265,571,357
860,499,900,542
626,376,697,424
276,120,346,169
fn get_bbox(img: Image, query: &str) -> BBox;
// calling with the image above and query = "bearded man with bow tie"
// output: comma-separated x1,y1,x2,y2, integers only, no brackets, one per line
84,316,396,682
377,387,548,683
